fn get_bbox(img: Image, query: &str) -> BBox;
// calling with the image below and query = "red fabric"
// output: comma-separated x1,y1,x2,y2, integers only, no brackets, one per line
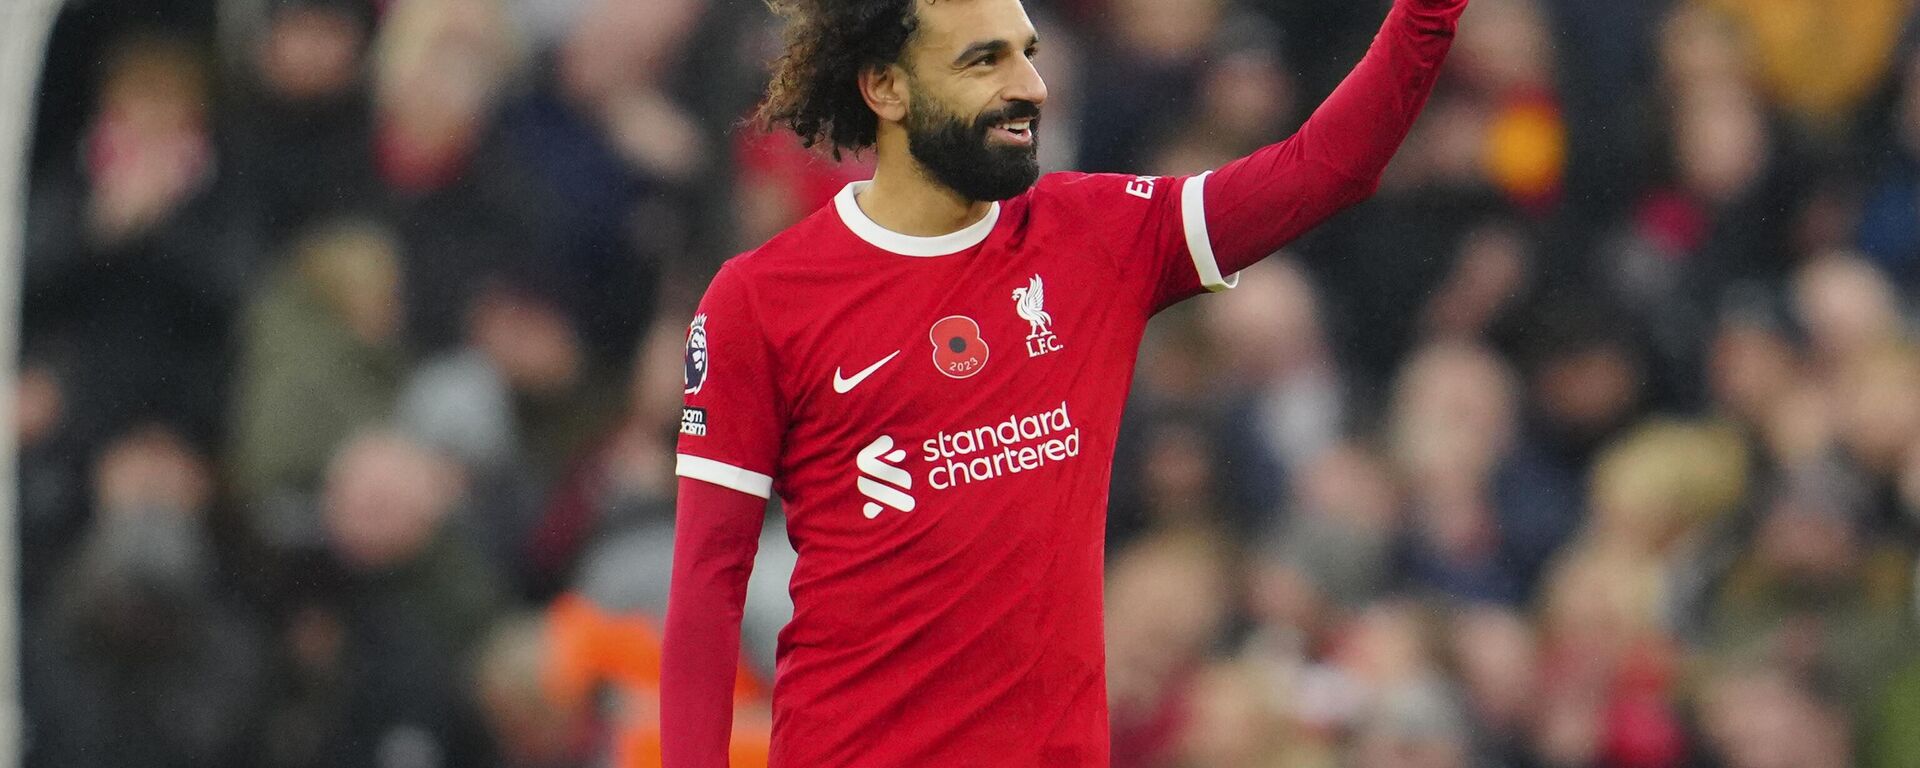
662,1,1465,765
660,478,766,767
1600,644,1686,768
1636,190,1712,256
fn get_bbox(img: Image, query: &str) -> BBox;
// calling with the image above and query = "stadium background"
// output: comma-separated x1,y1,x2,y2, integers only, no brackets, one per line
7,0,1920,765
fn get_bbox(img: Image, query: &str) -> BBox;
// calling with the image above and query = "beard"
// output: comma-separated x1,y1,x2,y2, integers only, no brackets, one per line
903,90,1041,202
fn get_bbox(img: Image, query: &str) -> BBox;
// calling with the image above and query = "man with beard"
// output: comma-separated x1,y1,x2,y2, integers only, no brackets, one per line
664,0,1470,765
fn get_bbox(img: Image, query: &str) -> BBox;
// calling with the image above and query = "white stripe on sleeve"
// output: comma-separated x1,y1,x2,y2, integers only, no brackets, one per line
676,454,775,499
1180,171,1240,293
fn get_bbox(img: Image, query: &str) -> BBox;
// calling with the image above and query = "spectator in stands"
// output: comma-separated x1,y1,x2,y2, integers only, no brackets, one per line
1451,0,1567,213
501,0,705,369
394,276,623,595
229,219,405,550
369,0,550,354
23,33,253,454
28,427,269,768
526,314,688,594
1791,252,1905,381
317,431,507,768
229,0,380,247
1250,442,1402,642
1511,299,1641,502
1202,259,1346,526
1703,463,1914,718
1389,341,1579,604
1107,532,1232,768
1618,5,1804,306
1532,421,1749,766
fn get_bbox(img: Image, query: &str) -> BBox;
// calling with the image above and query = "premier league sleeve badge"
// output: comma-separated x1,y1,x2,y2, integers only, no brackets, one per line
684,313,709,395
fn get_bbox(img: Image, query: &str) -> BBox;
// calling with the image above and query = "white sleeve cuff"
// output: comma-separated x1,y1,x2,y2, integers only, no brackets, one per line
1181,171,1239,293
676,454,775,498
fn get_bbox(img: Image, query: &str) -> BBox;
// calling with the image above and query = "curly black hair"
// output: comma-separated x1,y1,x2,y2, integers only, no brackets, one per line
758,0,923,158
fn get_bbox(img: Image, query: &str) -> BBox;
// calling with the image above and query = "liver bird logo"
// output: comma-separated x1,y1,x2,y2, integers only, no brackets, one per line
1011,274,1052,339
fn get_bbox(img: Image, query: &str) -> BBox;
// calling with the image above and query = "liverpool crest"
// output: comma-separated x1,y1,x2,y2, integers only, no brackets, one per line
1012,275,1062,358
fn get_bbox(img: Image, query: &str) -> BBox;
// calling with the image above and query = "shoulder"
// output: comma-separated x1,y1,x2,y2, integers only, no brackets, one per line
1011,173,1187,248
1025,171,1179,213
699,206,843,326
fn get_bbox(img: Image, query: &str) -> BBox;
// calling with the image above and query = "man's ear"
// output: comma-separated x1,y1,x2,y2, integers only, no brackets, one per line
859,63,911,124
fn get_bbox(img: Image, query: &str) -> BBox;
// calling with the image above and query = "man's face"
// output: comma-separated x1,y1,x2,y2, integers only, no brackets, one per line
897,0,1048,201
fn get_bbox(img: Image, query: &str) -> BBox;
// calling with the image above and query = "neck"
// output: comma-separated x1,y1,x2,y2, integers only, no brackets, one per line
858,130,993,237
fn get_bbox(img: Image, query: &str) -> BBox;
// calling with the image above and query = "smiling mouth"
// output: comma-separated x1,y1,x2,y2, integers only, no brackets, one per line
989,119,1035,146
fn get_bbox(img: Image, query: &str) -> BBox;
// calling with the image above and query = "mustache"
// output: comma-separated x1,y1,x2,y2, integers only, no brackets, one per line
973,101,1043,132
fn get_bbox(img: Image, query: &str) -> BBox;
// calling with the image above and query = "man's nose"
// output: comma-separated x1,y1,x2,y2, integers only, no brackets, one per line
1003,55,1048,108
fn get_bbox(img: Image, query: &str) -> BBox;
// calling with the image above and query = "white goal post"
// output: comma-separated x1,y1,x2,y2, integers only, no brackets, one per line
0,0,65,765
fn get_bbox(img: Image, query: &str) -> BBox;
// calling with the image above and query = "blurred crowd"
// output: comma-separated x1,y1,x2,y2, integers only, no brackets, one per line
16,0,1920,766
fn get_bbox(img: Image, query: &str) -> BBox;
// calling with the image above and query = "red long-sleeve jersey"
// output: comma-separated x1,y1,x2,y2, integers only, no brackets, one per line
663,1,1468,764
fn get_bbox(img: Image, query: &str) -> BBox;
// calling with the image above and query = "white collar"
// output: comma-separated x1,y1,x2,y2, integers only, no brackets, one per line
833,181,1000,257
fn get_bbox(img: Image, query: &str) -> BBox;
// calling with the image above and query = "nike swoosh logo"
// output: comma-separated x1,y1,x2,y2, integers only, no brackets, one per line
833,350,901,394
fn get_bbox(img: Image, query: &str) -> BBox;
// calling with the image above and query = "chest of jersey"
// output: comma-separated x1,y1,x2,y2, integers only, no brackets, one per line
757,243,1145,531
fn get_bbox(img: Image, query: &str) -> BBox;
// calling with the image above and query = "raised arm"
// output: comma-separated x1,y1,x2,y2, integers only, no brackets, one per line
661,476,767,767
1200,0,1469,276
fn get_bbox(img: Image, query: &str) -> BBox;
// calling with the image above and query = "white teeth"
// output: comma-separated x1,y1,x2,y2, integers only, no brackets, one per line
1004,121,1031,132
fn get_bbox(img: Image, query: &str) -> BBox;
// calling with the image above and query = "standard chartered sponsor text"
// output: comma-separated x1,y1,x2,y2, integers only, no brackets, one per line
923,401,1081,490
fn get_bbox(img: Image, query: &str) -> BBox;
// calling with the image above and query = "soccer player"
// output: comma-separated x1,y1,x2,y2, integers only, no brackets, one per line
664,0,1470,764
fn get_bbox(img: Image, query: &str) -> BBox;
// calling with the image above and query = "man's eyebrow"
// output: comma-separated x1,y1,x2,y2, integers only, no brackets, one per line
951,35,1040,66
